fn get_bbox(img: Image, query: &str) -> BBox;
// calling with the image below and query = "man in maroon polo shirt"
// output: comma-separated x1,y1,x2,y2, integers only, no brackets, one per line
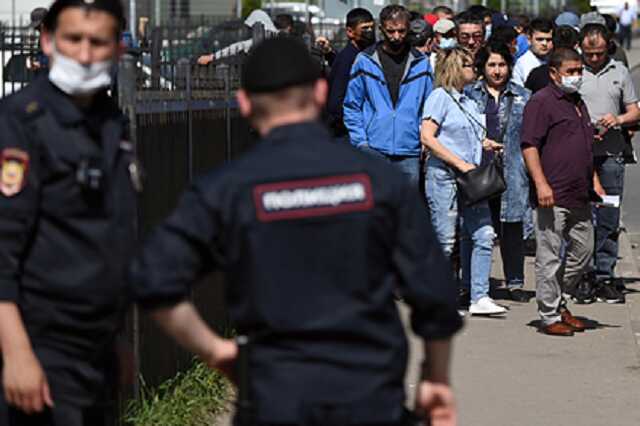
521,48,605,336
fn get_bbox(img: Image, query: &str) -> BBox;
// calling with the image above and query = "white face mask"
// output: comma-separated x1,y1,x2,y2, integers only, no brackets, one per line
48,44,113,96
560,75,582,93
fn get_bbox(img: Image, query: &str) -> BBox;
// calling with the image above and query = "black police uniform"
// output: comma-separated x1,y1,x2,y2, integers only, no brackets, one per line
0,74,138,425
132,121,462,425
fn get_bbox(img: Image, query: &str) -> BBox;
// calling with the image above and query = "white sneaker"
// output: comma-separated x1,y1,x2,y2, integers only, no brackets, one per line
469,297,507,316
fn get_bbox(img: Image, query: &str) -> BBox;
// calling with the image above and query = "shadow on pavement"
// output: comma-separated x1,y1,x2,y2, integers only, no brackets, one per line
526,317,623,331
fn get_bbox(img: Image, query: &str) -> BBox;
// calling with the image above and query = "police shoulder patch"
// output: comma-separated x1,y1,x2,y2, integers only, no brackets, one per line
0,148,29,197
253,174,374,222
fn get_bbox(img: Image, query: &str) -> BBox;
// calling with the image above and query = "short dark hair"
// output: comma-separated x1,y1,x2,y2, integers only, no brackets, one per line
580,24,611,45
489,26,517,45
468,5,492,19
43,0,125,38
475,41,514,78
515,14,530,31
602,14,617,33
379,5,411,25
346,8,373,28
433,6,453,15
549,47,582,70
553,25,579,49
455,10,485,30
274,14,294,30
528,18,553,35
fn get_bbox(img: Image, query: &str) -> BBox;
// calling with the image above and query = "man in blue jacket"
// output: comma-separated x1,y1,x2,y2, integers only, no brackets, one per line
344,4,433,187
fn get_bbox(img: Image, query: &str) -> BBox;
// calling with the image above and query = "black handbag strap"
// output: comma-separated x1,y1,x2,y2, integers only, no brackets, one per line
445,90,486,143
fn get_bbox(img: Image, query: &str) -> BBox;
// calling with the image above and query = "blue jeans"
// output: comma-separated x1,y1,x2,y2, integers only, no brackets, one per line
594,156,625,279
358,145,420,188
426,166,495,302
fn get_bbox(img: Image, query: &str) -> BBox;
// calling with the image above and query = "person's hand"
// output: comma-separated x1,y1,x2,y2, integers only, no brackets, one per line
457,162,476,173
536,182,555,208
203,338,238,382
599,113,620,129
482,138,503,152
2,349,53,414
315,36,332,54
197,54,214,65
415,380,457,426
594,181,606,198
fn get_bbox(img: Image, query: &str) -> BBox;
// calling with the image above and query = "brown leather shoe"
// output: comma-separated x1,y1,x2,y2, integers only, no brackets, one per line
541,322,575,336
561,309,586,332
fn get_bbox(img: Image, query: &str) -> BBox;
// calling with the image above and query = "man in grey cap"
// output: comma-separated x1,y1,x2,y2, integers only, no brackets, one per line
578,12,640,303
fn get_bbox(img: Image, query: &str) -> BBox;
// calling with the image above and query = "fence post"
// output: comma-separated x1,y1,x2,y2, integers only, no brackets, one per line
178,58,194,182
116,53,140,408
252,22,265,45
151,27,162,90
216,64,232,163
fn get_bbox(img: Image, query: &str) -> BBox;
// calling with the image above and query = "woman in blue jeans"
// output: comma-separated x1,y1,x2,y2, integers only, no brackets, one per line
465,42,532,303
421,46,505,316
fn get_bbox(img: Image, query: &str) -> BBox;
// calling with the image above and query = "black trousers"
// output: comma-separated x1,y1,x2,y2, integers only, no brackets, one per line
489,198,525,287
0,392,114,426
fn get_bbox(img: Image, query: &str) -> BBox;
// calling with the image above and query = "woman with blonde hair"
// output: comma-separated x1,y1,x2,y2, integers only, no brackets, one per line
421,46,505,316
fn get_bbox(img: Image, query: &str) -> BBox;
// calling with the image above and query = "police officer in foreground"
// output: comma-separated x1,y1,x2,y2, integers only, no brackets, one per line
132,37,462,426
0,1,137,424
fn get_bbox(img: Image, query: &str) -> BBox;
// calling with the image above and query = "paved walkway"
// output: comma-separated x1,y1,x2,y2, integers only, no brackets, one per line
401,46,640,426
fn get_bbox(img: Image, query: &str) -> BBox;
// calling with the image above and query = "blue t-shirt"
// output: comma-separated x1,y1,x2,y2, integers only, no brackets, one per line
516,34,529,60
422,87,485,167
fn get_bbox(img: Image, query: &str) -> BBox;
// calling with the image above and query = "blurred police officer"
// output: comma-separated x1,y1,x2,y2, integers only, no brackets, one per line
0,1,137,425
131,37,462,426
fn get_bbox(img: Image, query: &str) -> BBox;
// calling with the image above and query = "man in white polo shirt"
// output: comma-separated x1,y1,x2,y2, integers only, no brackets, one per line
513,18,553,86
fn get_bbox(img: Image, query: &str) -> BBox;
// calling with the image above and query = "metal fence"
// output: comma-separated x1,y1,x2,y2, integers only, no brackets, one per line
0,27,42,98
0,17,341,421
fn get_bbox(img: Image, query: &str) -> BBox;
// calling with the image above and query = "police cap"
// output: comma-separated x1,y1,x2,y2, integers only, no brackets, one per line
242,37,321,94
43,0,126,32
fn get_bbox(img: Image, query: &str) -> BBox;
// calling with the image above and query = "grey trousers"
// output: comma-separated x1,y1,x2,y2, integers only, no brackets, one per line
535,206,594,325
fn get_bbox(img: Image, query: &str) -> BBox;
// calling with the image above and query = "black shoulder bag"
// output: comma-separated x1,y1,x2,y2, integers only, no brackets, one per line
448,92,512,207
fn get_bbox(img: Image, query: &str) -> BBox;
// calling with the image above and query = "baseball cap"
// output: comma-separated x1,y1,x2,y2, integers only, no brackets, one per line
433,18,455,34
242,38,321,94
43,0,126,31
555,11,580,29
580,11,606,29
29,7,48,29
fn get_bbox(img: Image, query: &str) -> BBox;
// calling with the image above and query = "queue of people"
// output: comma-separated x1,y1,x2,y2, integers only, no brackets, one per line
0,1,639,425
330,4,640,335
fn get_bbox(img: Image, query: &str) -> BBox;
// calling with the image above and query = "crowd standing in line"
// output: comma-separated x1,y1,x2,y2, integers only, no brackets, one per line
2,1,640,425
332,3,640,334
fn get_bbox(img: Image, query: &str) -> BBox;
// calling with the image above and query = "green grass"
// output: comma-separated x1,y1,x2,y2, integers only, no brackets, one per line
125,360,233,426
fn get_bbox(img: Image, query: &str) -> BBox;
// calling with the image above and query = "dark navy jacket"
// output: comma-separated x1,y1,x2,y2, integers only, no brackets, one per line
131,121,461,424
327,42,360,137
0,75,137,405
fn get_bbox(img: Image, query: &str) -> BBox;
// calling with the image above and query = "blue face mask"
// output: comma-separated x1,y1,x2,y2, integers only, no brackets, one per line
439,38,457,49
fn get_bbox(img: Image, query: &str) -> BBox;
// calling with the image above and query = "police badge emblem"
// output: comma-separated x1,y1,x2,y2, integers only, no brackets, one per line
0,148,29,197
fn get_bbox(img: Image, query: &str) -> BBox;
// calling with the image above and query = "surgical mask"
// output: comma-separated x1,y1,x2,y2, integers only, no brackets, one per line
485,24,492,41
48,44,113,96
439,38,457,49
560,75,582,93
